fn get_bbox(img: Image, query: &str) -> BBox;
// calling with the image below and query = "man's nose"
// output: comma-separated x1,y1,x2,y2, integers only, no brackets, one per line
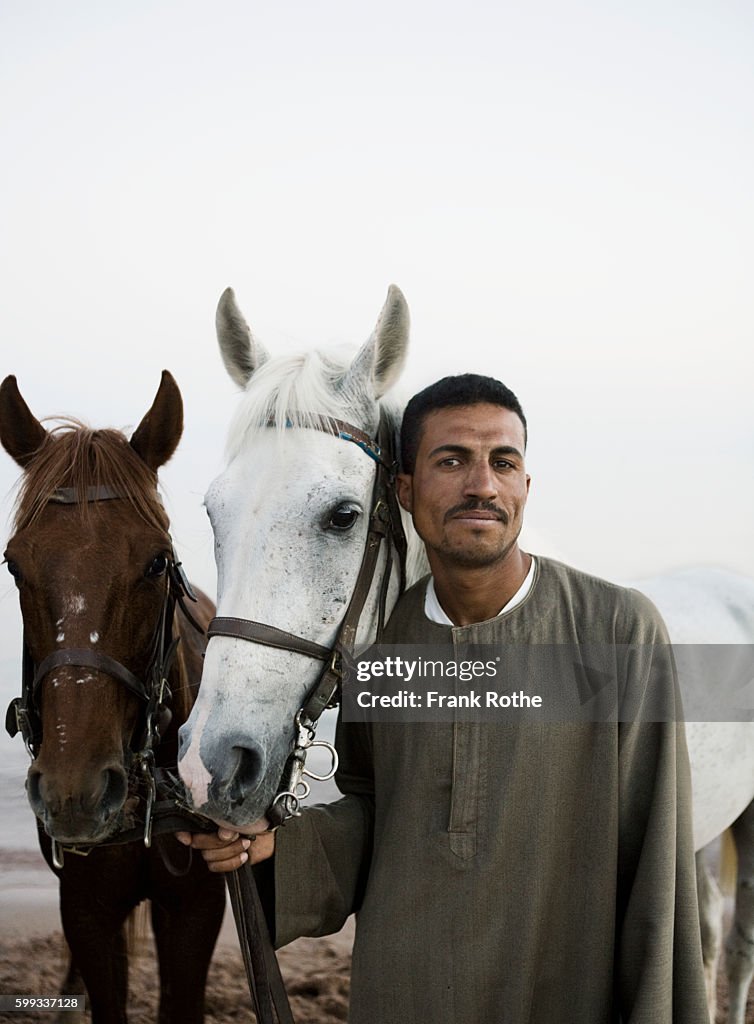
463,460,497,500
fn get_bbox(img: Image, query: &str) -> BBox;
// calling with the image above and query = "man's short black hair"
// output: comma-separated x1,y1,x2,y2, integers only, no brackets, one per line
400,373,527,475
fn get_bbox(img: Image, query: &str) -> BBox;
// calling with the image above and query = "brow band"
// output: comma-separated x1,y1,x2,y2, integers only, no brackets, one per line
267,416,383,463
49,486,124,503
48,487,164,506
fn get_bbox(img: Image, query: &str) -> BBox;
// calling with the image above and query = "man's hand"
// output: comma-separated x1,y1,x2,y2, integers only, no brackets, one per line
176,819,275,872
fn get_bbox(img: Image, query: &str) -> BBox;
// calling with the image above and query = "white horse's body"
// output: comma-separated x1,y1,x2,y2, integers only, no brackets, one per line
178,288,754,1023
633,569,754,851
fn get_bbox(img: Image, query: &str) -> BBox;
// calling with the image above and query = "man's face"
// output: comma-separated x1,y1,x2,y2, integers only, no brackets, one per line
397,403,530,570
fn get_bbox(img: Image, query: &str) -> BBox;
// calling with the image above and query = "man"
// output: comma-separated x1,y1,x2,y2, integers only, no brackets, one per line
180,374,708,1022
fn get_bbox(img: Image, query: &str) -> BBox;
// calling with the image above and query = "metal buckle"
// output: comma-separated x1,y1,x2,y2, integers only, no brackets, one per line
134,751,157,847
269,710,340,825
173,559,198,602
50,838,92,868
51,838,65,870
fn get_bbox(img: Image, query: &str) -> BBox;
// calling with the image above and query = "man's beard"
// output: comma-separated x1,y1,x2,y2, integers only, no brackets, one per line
436,522,522,569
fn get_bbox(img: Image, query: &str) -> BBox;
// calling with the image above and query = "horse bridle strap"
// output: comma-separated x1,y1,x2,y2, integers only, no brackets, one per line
272,414,384,463
208,618,331,662
32,649,151,704
49,486,123,503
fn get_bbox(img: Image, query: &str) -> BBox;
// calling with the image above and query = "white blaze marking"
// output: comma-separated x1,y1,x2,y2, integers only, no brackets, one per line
64,594,86,615
56,632,65,643
90,631,99,644
179,701,214,807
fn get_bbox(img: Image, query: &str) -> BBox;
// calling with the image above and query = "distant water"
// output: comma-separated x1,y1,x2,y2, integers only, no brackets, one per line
1,655,41,851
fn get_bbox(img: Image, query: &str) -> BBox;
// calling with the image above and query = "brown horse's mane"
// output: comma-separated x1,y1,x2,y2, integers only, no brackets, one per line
13,420,169,535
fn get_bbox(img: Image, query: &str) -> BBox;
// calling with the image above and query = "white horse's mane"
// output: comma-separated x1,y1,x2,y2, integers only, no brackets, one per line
224,345,403,462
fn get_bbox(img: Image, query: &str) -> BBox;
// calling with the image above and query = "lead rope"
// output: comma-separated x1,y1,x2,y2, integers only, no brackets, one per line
228,866,295,1024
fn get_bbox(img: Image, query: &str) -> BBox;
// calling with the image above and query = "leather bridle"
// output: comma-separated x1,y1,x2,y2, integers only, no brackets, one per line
5,485,211,863
206,410,407,826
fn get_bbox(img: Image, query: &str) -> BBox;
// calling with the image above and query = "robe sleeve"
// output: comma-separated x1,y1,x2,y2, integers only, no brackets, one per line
615,590,708,1022
271,716,375,948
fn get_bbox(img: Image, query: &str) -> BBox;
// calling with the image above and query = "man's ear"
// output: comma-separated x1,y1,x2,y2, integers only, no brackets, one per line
396,473,413,514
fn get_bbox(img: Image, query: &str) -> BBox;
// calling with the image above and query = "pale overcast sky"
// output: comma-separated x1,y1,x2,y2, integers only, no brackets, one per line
1,0,752,661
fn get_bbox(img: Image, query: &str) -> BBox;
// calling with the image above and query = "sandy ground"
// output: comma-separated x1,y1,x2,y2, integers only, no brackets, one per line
0,848,351,1023
0,930,352,1024
1,850,752,1023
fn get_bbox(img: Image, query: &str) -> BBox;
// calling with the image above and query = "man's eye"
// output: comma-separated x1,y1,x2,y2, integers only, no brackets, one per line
438,457,461,467
494,460,514,470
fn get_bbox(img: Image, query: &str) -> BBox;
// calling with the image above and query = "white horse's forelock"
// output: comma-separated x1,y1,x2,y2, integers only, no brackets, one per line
224,345,402,464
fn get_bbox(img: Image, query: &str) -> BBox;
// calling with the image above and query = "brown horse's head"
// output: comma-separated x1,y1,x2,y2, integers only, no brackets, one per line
1,372,185,845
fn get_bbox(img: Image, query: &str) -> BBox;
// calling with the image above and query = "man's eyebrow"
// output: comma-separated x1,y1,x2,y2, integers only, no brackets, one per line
427,444,524,460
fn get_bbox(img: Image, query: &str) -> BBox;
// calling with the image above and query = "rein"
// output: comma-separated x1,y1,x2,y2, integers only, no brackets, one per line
5,485,210,865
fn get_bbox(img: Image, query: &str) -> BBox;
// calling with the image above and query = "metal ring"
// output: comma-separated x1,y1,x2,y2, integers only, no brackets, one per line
302,740,339,782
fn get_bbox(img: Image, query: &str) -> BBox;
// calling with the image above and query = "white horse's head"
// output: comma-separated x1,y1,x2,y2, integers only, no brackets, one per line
178,285,421,825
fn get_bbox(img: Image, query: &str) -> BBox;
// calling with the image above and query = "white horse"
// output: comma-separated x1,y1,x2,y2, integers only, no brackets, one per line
178,286,754,1023
634,570,754,1022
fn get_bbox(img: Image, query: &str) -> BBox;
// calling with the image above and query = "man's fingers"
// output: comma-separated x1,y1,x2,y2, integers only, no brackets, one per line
175,831,244,852
206,849,250,873
249,832,275,864
173,827,275,870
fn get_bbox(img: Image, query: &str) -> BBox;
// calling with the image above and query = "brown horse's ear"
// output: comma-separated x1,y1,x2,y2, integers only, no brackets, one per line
0,376,48,467
130,371,184,472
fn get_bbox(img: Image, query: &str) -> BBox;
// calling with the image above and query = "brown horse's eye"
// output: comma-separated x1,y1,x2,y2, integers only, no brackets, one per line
5,559,21,583
146,554,169,578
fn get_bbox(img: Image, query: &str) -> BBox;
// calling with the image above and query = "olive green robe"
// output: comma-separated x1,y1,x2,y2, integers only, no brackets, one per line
273,557,708,1023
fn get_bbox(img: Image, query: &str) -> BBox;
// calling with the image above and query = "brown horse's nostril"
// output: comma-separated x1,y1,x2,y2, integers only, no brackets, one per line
26,766,44,815
26,763,128,829
100,766,128,818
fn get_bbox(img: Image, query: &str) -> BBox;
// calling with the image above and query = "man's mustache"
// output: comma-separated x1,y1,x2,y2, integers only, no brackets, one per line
444,500,509,524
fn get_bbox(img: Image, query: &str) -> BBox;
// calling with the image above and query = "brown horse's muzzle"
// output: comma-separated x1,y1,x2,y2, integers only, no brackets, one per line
26,759,130,845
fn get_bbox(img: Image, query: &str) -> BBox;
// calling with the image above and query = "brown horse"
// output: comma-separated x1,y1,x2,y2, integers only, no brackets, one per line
0,372,225,1024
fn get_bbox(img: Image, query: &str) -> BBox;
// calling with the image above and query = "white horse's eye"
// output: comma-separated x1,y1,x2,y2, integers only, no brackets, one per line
326,503,361,532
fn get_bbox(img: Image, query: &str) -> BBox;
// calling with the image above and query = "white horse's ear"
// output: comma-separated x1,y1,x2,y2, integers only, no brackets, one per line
343,285,410,400
216,287,270,389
